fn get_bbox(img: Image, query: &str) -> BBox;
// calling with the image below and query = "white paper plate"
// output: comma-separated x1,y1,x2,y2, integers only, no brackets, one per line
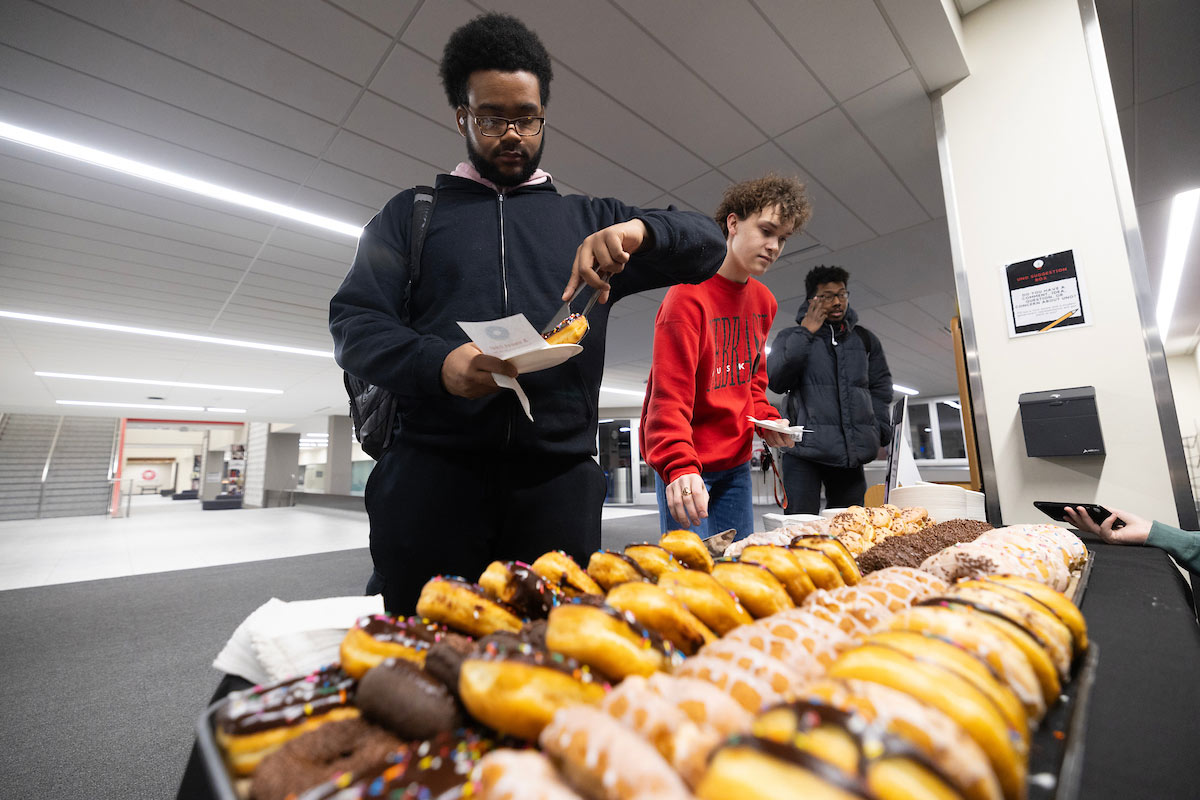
505,343,583,373
747,416,806,440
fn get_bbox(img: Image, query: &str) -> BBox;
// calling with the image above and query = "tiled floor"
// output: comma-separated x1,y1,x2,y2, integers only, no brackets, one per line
0,495,657,591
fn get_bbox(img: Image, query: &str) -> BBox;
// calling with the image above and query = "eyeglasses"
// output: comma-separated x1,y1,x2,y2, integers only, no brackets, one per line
814,291,849,302
468,112,545,137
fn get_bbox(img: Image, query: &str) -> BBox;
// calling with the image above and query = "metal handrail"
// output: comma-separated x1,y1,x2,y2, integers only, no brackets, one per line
36,416,65,519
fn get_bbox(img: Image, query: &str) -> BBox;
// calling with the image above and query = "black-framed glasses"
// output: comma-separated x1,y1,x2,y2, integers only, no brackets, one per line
814,291,849,302
468,113,545,137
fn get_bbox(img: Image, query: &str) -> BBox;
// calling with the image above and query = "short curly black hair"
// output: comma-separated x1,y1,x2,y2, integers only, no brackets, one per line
439,13,554,109
805,265,850,298
714,174,811,237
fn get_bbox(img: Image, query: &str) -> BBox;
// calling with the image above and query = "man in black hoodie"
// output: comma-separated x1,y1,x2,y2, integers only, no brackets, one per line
329,13,725,613
766,265,894,514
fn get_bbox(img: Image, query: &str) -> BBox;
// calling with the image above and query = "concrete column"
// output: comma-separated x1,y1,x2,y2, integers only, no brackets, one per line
326,415,353,496
265,431,300,496
935,0,1191,525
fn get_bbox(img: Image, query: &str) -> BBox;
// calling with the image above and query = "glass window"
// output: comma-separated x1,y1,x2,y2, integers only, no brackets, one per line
908,403,934,459
937,403,967,459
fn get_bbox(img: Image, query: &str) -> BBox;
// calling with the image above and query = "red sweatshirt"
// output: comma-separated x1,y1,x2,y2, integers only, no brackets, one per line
640,273,781,484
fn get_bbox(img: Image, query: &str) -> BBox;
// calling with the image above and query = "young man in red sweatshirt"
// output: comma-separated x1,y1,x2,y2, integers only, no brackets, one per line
640,175,812,539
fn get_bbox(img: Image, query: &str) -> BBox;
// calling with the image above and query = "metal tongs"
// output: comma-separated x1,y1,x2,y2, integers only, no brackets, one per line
540,273,612,338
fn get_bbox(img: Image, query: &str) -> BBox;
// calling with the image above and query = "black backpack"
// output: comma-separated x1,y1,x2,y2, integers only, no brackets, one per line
343,186,436,459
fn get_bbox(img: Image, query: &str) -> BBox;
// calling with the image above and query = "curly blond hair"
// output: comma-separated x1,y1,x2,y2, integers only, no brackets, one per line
714,174,812,237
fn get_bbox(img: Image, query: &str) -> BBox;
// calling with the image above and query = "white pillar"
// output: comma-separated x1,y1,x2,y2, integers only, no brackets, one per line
935,0,1192,526
326,414,353,496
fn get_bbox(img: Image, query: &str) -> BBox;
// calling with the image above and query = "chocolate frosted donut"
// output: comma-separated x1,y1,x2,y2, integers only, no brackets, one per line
249,717,402,800
355,658,463,740
424,634,476,699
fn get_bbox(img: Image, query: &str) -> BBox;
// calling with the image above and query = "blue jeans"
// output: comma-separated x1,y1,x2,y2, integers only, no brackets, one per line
655,462,756,542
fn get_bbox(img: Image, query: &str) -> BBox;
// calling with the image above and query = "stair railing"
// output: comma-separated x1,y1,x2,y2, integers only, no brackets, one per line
36,416,65,519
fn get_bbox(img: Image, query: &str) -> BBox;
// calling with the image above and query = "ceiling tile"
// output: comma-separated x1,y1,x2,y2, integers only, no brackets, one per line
327,0,422,36
1135,0,1200,103
367,44,451,119
1132,82,1200,206
342,92,463,173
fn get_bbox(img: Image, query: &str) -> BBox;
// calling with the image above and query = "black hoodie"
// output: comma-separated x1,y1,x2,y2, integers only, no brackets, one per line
330,175,725,457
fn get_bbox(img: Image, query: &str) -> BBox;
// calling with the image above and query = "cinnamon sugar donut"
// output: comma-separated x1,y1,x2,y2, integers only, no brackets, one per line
249,717,401,800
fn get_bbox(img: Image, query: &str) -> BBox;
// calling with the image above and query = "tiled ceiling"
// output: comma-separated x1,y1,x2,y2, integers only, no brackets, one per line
0,0,1194,428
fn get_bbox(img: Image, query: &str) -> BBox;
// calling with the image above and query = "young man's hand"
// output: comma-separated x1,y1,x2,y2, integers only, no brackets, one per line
440,342,518,398
561,219,649,305
800,297,830,333
759,429,793,449
666,472,709,528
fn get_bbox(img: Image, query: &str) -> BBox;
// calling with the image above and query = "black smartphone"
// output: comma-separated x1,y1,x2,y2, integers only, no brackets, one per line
1033,501,1125,529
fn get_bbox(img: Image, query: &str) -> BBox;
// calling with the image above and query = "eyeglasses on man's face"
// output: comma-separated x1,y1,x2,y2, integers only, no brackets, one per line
467,112,545,137
814,291,849,302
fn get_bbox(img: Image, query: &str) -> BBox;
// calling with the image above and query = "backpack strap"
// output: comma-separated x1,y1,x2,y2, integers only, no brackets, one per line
855,325,872,356
399,185,436,325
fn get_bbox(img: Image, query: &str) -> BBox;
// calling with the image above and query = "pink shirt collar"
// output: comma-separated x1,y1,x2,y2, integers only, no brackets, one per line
450,161,552,193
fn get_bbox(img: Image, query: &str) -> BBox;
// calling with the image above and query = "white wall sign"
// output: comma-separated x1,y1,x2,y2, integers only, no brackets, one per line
1004,249,1091,337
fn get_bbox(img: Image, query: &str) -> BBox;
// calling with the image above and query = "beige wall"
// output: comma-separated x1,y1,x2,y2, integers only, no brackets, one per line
1168,353,1200,439
939,0,1180,524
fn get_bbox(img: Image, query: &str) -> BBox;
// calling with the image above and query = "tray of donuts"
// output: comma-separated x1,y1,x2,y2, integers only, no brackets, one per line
198,523,1092,800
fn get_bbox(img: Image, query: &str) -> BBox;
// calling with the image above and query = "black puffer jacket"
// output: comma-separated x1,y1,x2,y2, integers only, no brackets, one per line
329,175,725,457
766,303,894,467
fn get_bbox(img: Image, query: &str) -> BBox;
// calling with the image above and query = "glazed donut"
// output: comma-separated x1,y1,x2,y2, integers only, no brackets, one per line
339,614,465,678
804,585,900,634
750,610,854,669
920,540,1065,590
857,565,947,602
983,574,1088,655
543,312,589,345
974,530,1073,588
354,658,463,740
739,545,817,604
790,535,861,585
415,576,524,637
940,584,1073,679
645,672,754,740
473,749,585,800
673,655,785,713
603,580,716,655
797,677,1003,800
249,717,402,800
748,701,965,800
785,545,845,590
545,596,682,679
885,604,1046,721
458,640,608,741
539,706,693,800
1001,523,1087,568
623,543,684,579
697,636,817,692
586,550,654,591
862,631,1029,737
214,665,358,777
657,568,753,635
291,728,496,800
697,735,882,800
479,560,564,619
710,559,794,618
530,551,603,597
659,529,715,572
601,674,721,787
828,643,1027,800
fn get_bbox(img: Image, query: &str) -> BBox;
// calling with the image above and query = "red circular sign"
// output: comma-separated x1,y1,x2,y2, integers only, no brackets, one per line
141,469,157,481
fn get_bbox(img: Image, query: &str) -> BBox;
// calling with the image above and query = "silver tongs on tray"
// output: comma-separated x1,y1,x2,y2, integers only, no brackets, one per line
540,273,612,336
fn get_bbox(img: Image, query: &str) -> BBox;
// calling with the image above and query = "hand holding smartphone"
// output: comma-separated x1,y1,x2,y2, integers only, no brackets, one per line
1033,501,1126,529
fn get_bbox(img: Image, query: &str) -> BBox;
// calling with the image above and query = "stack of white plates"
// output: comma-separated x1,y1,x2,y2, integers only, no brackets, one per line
888,483,986,523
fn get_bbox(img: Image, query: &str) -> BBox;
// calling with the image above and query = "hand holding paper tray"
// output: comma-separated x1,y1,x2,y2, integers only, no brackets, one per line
459,314,585,422
747,416,806,441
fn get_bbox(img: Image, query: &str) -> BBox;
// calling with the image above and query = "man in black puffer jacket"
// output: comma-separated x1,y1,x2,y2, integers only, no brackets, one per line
766,265,894,514
329,13,725,614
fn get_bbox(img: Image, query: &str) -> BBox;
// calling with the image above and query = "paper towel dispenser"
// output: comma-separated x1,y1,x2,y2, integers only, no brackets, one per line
1018,386,1104,457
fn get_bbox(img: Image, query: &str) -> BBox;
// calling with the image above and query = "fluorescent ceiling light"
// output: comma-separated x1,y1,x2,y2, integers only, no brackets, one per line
35,371,283,394
942,400,962,409
0,120,363,238
1156,187,1200,342
57,400,244,413
600,386,645,397
304,433,329,438
1,310,333,358
893,384,920,396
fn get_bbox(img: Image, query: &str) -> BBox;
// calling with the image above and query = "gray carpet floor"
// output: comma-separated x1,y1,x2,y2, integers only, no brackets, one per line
0,504,777,799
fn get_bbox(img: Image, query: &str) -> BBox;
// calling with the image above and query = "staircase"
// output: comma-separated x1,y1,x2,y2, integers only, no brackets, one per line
0,414,119,521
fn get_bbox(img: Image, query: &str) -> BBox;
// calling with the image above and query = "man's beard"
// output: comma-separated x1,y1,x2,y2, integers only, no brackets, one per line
467,135,545,188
